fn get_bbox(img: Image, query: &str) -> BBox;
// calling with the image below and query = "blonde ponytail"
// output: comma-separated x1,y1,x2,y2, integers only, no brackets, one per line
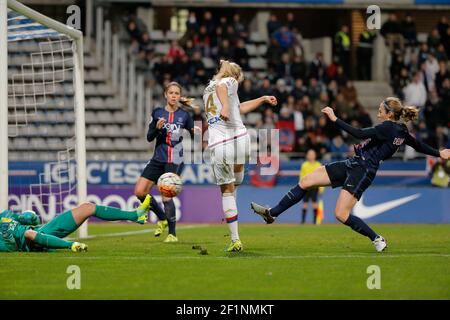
213,59,244,83
400,106,419,122
383,97,419,122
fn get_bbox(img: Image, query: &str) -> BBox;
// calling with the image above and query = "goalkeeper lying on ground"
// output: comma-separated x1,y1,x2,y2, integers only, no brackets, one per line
0,195,151,252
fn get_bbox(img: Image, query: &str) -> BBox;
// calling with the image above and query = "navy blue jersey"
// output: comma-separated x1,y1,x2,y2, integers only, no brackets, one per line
147,107,194,164
335,119,440,171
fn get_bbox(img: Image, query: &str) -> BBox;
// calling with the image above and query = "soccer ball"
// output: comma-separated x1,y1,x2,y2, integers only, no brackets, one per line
157,172,182,198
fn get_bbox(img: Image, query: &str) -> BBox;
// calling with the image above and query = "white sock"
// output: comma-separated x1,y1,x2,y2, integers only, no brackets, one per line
222,193,239,241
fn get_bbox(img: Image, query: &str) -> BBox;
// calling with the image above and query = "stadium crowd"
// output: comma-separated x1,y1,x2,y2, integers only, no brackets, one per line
123,11,450,159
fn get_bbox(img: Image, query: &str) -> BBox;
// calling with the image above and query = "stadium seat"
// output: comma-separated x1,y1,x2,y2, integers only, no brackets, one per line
246,112,262,125
249,32,265,43
155,43,170,55
202,57,215,69
257,44,268,56
249,58,267,70
245,44,258,56
166,31,181,41
149,30,165,42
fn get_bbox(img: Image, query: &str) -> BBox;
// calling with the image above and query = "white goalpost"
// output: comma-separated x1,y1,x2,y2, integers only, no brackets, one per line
1,0,88,238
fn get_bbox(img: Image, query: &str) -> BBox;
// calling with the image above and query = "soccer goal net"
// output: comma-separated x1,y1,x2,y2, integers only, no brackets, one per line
1,0,88,237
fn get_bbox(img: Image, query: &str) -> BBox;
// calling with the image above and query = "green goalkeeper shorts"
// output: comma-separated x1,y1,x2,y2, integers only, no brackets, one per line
35,210,78,239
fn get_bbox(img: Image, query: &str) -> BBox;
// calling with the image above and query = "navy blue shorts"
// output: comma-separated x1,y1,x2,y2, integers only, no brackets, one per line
141,159,183,183
325,157,376,200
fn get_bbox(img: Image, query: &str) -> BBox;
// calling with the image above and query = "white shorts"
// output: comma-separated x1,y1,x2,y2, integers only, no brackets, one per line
209,132,250,186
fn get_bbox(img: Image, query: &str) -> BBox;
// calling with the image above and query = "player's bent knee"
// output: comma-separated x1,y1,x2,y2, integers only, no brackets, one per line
24,229,37,240
234,171,244,187
334,209,349,223
300,175,312,189
79,202,96,214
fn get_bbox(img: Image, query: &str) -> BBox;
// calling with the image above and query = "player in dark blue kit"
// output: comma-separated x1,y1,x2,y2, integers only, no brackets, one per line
134,82,198,243
251,97,450,252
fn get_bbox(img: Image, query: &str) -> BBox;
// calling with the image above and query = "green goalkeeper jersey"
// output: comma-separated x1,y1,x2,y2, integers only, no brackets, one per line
0,210,40,252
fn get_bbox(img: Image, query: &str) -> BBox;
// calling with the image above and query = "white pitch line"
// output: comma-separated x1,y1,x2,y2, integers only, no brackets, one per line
67,224,210,240
2,253,450,260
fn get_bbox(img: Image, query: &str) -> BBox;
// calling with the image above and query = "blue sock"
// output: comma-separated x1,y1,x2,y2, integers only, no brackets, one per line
270,184,307,217
344,215,378,241
149,198,167,221
164,199,176,236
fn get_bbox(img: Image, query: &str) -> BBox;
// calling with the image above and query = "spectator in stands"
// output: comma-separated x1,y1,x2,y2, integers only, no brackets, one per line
290,28,305,59
327,80,339,103
341,80,358,105
334,25,351,76
354,103,373,128
437,16,449,40
217,38,234,60
444,26,450,57
126,19,142,41
239,79,257,102
274,79,289,110
188,51,207,86
286,12,296,31
267,14,281,37
435,60,450,93
307,78,323,103
140,32,153,53
418,42,429,66
266,38,284,69
435,44,448,62
203,11,216,37
291,78,308,100
295,134,311,156
328,135,349,160
183,39,196,57
380,13,404,52
424,90,445,133
257,79,276,112
186,11,199,35
427,28,441,53
166,40,186,61
291,55,308,81
154,55,174,83
357,29,376,80
334,65,348,87
401,14,417,47
233,13,248,40
312,91,330,118
392,67,410,99
309,52,327,83
273,26,295,51
173,54,190,87
234,39,250,70
293,102,305,134
425,53,439,91
276,53,293,82
403,71,427,109
193,25,211,57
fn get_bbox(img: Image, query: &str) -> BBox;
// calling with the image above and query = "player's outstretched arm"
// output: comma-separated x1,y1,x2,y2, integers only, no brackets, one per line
12,211,41,226
321,106,377,139
404,133,449,159
239,96,277,114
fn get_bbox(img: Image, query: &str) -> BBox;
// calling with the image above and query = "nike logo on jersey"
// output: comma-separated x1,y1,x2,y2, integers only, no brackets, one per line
353,193,421,219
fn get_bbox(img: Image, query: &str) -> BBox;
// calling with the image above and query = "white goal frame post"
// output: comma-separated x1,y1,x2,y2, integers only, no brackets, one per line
0,0,88,238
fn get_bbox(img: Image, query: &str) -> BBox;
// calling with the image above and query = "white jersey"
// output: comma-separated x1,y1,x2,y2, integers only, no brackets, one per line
203,77,247,148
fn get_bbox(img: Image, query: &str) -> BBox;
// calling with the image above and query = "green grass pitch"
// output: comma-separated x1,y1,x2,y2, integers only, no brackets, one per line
1,223,450,299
